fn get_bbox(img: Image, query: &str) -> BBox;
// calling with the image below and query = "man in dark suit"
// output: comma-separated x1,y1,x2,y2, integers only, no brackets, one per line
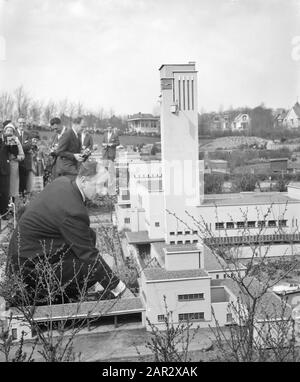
0,124,10,218
48,117,67,179
15,117,31,195
80,124,94,151
102,126,120,162
7,161,126,305
55,116,84,179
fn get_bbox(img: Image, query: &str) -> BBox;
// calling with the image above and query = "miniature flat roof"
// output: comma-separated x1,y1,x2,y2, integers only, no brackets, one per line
164,243,200,253
11,295,145,321
211,278,292,320
203,192,299,207
126,231,164,244
151,241,245,272
144,267,209,282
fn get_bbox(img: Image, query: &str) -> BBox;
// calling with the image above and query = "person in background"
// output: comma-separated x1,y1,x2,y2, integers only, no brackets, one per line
80,122,93,150
15,117,29,196
0,124,10,219
25,131,40,193
3,123,24,202
80,120,94,162
102,125,120,162
54,116,84,179
43,117,66,183
49,117,66,150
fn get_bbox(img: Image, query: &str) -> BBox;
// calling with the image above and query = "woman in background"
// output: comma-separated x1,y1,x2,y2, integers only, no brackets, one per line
3,124,24,202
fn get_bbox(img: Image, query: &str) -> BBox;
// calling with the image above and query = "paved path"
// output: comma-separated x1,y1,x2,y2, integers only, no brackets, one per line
3,325,214,362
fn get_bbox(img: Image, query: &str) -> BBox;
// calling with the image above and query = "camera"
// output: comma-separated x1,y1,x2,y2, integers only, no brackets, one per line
6,136,16,145
81,147,92,161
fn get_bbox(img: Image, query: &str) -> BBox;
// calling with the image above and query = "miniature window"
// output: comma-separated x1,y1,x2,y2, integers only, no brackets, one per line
215,223,224,230
11,328,17,340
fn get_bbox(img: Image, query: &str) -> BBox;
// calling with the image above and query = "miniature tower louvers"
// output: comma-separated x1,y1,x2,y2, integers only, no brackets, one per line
159,63,200,244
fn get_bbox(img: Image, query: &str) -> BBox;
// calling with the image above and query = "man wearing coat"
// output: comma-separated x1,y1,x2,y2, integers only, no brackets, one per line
48,117,67,179
80,124,94,151
0,125,10,218
7,161,126,305
102,126,120,162
15,117,31,195
55,116,84,179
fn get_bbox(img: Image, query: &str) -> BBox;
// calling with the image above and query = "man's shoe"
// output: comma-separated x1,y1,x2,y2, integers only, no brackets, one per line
96,281,127,301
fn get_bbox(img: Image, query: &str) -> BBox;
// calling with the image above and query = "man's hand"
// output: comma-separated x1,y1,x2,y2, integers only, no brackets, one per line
74,153,84,162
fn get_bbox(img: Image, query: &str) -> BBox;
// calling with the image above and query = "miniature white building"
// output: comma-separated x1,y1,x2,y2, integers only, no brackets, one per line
283,102,300,129
127,113,160,134
116,62,299,330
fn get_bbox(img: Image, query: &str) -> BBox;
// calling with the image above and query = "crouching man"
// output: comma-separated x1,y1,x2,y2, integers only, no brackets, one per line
6,161,125,305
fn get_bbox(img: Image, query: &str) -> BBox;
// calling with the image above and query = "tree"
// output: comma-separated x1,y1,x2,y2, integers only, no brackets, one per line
250,106,274,138
136,296,200,362
233,173,258,192
29,100,43,126
204,174,224,194
43,101,57,126
14,86,31,119
0,92,15,122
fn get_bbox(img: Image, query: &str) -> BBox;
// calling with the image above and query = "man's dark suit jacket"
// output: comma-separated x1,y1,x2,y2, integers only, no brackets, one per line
80,132,93,150
7,177,119,293
0,139,10,215
102,131,120,161
55,128,81,176
8,177,96,263
15,130,32,171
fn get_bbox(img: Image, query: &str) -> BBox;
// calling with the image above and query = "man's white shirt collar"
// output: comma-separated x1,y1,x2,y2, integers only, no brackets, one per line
57,126,65,139
72,126,78,138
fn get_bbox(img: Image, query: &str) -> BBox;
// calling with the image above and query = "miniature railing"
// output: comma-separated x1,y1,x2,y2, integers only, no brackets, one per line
204,233,300,246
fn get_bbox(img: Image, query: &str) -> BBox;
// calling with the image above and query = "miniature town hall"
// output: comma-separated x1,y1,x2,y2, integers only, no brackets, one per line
2,62,300,340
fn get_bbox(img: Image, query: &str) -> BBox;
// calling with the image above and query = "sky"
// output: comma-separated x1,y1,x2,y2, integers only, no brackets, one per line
0,0,300,115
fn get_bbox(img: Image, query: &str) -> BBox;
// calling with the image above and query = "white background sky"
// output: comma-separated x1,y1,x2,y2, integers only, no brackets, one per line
0,0,300,115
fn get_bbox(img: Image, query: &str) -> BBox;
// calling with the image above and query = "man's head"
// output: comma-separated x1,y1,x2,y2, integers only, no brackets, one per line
72,116,84,134
50,117,62,133
17,117,26,131
76,161,109,201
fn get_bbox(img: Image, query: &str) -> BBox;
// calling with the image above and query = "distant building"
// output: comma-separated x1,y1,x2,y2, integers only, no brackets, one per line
210,114,231,131
273,108,287,128
283,102,300,129
127,113,160,134
269,158,288,174
231,113,250,132
206,159,229,174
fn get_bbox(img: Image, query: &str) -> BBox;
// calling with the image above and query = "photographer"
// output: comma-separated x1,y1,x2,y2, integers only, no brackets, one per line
3,124,25,202
25,132,41,193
